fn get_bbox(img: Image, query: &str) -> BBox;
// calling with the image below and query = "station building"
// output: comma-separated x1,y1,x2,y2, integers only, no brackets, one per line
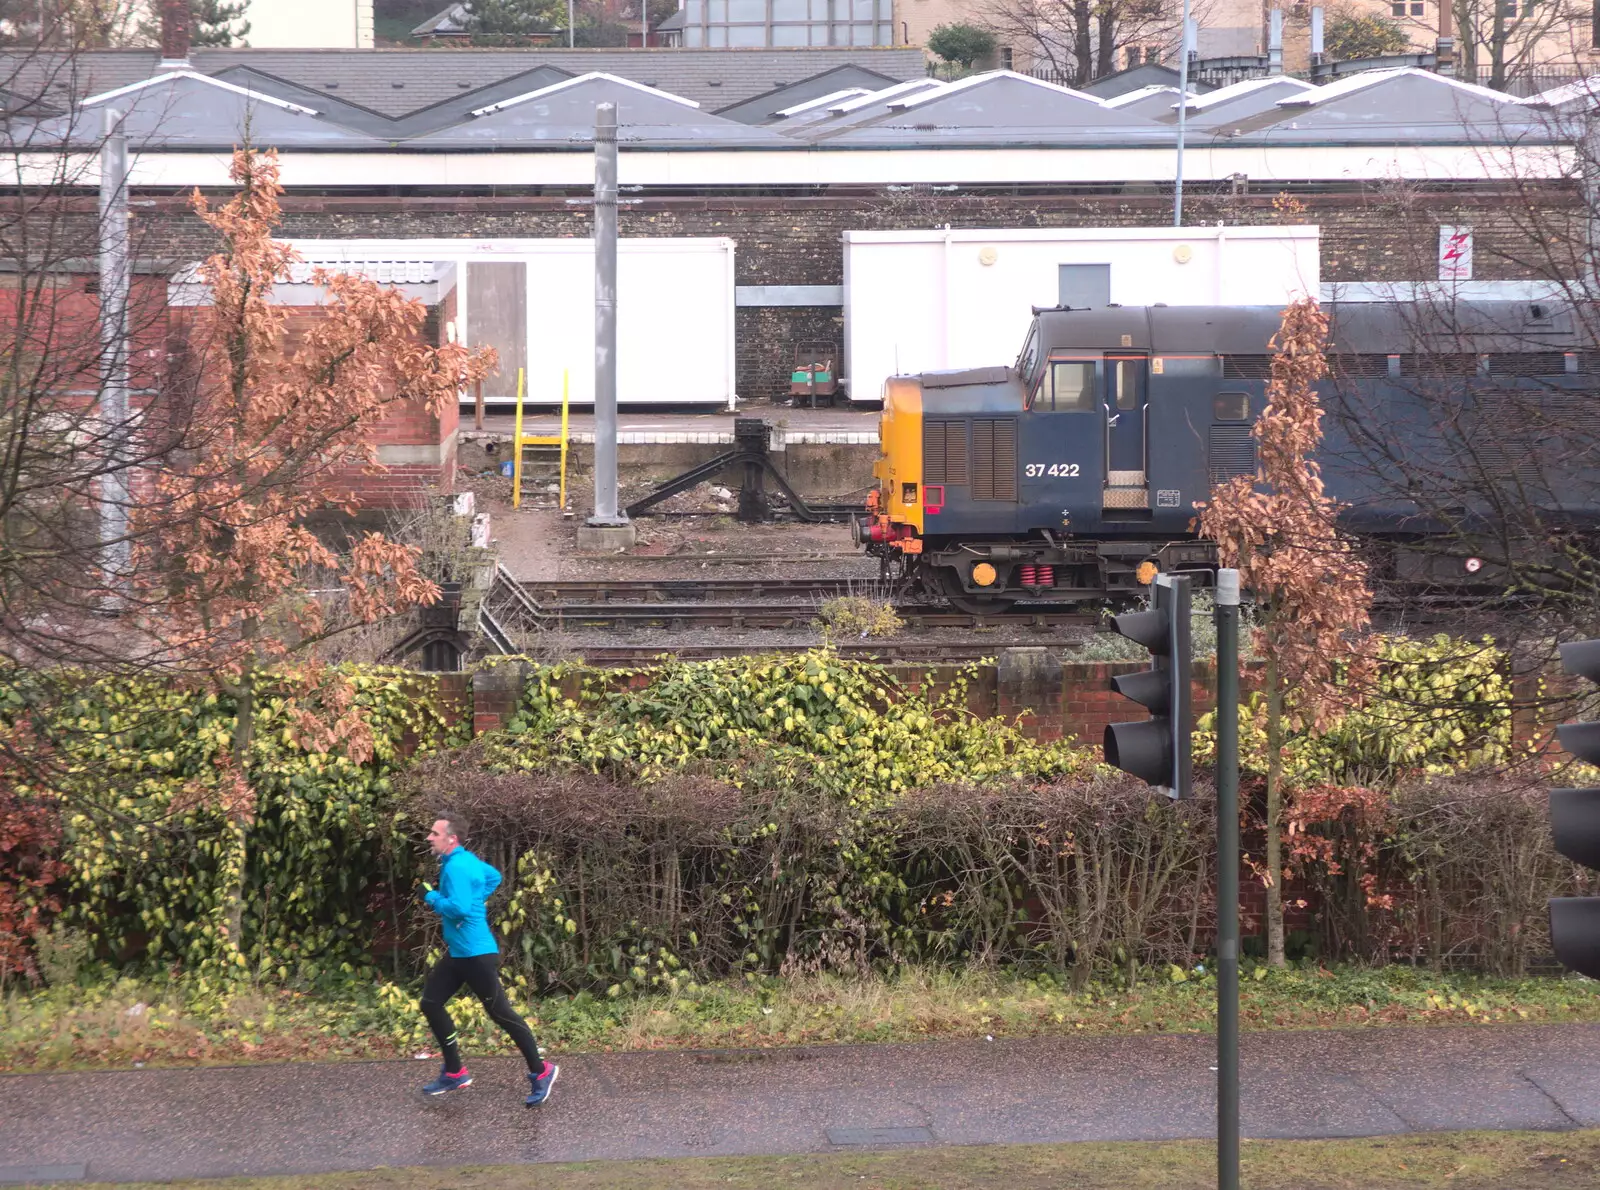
1,37,1590,500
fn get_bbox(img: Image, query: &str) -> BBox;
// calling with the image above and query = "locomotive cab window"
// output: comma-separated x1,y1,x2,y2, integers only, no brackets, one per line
1016,323,1040,382
1048,361,1097,411
1214,392,1250,421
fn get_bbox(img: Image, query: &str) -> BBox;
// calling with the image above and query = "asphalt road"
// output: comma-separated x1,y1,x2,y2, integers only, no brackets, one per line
3,1024,1600,1184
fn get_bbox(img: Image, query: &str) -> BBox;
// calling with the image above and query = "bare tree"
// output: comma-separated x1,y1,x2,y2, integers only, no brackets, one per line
976,0,1194,86
1450,0,1588,91
1310,99,1600,645
0,42,184,677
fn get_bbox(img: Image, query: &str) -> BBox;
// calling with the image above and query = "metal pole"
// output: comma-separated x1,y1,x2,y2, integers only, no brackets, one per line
1584,113,1600,287
1174,2,1190,227
568,0,574,46
99,105,130,600
589,102,626,528
1215,567,1242,1190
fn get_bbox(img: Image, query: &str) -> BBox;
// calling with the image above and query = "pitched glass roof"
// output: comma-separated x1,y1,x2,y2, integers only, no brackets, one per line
0,57,1574,156
408,73,783,147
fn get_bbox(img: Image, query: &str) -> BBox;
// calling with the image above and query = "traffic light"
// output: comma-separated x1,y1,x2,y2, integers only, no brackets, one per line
1550,639,1600,979
1103,572,1192,799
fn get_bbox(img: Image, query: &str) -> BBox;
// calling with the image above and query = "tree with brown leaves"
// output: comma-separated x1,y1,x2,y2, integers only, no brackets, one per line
1201,297,1374,967
126,147,493,965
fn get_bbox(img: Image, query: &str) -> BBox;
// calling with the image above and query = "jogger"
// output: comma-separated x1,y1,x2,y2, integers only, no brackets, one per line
419,953,542,1074
419,812,559,1106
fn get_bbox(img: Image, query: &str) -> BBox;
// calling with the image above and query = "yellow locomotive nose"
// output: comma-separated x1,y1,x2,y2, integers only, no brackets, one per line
874,376,925,538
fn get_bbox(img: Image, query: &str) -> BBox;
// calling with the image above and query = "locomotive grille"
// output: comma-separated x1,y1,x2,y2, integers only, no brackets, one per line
1329,353,1391,379
1222,355,1274,380
1208,425,1257,486
1473,393,1545,486
970,418,1018,501
923,420,969,485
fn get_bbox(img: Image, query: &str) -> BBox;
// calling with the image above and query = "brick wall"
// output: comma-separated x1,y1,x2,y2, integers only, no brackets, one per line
261,305,457,509
51,179,1578,406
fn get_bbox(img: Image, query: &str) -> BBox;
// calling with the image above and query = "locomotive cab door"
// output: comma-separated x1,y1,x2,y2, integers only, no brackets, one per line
1103,355,1149,512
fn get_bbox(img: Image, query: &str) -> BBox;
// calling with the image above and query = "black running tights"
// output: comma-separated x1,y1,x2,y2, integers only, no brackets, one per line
420,953,541,1073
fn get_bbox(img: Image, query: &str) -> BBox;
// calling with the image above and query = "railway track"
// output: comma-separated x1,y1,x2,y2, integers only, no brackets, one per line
520,577,863,603
477,566,1096,653
569,641,1074,664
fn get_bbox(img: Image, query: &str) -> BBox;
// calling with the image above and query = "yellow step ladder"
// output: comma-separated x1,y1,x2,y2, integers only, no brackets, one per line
511,367,570,511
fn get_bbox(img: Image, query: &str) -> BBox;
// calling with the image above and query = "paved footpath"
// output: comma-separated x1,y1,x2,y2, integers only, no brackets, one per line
4,1024,1600,1184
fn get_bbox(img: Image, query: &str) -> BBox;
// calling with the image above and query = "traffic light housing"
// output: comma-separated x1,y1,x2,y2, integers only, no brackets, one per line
1550,639,1600,979
1103,572,1192,799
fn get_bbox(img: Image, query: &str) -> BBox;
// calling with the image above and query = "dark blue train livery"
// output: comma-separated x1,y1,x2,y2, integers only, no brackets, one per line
852,302,1599,612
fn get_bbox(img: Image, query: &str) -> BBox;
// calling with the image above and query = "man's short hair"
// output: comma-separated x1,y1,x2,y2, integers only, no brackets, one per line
434,811,469,843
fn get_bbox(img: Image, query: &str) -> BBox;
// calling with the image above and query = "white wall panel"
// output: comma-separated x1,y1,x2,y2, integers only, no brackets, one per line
842,225,1321,403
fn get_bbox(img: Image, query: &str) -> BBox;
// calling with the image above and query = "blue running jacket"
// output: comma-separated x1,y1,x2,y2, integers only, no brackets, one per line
424,847,503,958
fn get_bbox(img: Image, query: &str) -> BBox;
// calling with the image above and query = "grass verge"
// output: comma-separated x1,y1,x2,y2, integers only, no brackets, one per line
5,962,1600,1073
48,1130,1600,1190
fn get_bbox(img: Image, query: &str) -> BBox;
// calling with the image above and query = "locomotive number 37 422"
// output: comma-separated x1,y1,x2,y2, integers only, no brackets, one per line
1024,462,1081,478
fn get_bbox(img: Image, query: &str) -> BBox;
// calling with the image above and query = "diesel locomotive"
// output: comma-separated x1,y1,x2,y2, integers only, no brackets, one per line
853,302,1600,612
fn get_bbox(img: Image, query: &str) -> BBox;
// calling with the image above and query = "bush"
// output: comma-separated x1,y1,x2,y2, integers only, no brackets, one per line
816,594,903,641
927,23,997,70
2,646,1579,993
0,781,64,990
1324,11,1411,60
2,665,462,984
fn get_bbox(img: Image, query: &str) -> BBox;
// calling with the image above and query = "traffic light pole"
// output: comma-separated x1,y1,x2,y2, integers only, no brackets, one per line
1215,568,1241,1190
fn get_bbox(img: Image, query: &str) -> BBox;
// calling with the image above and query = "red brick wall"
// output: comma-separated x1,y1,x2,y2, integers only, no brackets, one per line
199,303,459,511
875,657,1222,746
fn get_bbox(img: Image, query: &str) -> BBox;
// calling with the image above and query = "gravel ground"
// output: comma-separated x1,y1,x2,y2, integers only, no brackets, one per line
466,471,1097,657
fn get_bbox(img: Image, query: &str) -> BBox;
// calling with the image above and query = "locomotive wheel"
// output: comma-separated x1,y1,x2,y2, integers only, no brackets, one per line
939,568,1018,617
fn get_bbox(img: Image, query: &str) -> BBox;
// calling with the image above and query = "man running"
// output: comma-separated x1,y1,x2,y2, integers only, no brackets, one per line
419,812,558,1106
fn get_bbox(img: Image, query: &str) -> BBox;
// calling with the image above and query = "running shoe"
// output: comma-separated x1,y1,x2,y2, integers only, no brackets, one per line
422,1066,473,1095
525,1061,560,1107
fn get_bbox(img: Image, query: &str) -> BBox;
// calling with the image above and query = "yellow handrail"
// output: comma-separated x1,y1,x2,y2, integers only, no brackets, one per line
511,367,570,512
511,367,526,510
558,369,569,510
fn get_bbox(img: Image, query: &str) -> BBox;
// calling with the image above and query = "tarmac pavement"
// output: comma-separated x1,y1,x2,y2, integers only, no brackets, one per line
3,1024,1600,1184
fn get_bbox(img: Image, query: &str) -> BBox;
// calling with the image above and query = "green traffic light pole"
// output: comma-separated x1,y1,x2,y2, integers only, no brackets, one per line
1215,568,1241,1190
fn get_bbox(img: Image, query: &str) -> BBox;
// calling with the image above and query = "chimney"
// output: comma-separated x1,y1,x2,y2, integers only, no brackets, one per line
1268,9,1283,75
160,0,191,68
1435,37,1456,78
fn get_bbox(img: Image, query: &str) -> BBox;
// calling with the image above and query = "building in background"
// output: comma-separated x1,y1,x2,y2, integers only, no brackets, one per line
899,0,972,58
678,0,895,48
246,0,376,48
